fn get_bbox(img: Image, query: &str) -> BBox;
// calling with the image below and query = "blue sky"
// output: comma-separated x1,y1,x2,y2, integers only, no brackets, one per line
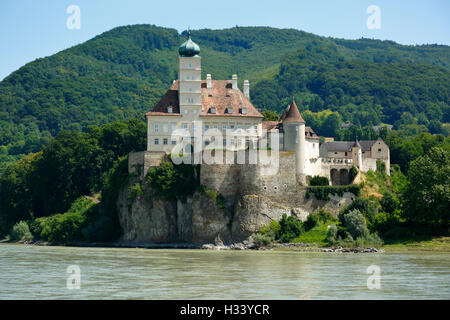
0,0,449,80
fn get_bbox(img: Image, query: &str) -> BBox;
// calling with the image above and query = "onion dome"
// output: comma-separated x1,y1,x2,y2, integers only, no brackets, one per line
178,31,200,57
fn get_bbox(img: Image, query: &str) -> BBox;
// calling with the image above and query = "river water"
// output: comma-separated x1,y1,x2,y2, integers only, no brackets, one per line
0,244,448,299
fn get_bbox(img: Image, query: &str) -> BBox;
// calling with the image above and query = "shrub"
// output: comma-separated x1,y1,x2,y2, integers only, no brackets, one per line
147,160,200,202
326,224,338,244
339,197,377,224
253,233,274,247
278,214,304,243
380,192,400,214
9,221,33,242
127,183,144,201
304,213,319,230
315,210,338,223
306,185,360,201
31,197,96,244
344,209,369,239
259,220,281,239
349,166,358,182
371,211,402,235
310,176,329,186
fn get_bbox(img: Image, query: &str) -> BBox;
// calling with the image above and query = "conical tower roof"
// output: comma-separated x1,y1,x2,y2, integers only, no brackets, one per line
283,100,305,123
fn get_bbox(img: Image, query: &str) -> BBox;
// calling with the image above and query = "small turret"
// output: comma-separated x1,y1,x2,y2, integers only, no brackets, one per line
352,139,363,171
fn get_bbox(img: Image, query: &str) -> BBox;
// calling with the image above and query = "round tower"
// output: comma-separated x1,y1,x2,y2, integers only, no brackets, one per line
282,101,306,184
352,139,363,171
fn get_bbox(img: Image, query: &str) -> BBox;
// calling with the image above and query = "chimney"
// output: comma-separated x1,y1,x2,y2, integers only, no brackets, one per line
206,74,212,89
243,80,250,99
232,74,238,90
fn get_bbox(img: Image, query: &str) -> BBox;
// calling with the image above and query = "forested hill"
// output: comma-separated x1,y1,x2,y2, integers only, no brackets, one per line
1,24,450,171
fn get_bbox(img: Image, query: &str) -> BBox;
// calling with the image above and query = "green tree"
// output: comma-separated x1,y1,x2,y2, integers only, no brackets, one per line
403,147,450,229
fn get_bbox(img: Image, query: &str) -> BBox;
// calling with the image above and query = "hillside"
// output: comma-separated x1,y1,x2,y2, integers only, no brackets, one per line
1,24,450,172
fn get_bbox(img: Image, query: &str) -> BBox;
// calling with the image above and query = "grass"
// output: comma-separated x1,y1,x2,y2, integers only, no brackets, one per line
383,236,450,252
291,222,330,246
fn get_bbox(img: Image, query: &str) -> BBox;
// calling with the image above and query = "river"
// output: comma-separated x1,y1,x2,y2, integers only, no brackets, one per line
0,244,448,299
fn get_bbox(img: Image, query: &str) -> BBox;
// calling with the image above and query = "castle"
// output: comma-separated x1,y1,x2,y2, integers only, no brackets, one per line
132,33,390,190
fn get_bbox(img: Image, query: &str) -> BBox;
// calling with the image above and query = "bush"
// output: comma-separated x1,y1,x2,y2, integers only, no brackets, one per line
147,160,200,202
31,197,96,244
339,197,377,224
306,185,360,201
315,210,338,223
326,224,338,244
309,176,329,186
278,214,304,243
349,166,358,182
304,213,319,230
343,209,369,239
9,221,33,242
371,211,402,235
259,220,281,239
253,233,274,247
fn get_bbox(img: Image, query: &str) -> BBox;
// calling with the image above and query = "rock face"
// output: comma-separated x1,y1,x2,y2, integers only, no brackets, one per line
117,178,355,244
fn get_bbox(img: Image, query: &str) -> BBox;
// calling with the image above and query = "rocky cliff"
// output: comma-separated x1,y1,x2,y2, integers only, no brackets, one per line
117,175,355,244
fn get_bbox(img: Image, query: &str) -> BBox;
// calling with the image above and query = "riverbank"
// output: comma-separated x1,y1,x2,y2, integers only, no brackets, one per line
3,237,450,252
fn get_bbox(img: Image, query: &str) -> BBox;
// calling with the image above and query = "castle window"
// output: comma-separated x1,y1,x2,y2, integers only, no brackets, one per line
263,186,268,190
237,124,242,133
163,138,168,145
296,126,299,131
183,124,188,132
154,124,159,133
273,186,278,191
226,107,233,114
168,106,173,113
230,124,235,131
222,124,227,132
193,124,198,132
210,107,216,114
214,124,218,132
154,138,159,145
345,152,347,156
246,125,250,133
254,125,258,134
171,138,177,145
205,125,209,131
223,139,226,146
193,109,198,114
172,124,176,132
163,124,168,133
378,148,381,152
240,108,247,114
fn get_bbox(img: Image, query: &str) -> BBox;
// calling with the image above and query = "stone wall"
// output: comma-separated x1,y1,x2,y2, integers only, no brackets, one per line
120,150,357,244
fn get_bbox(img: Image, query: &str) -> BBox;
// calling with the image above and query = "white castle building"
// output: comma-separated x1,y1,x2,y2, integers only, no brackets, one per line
142,33,390,185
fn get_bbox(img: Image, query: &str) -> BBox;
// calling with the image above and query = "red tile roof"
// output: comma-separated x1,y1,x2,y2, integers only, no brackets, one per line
283,101,305,123
146,80,263,118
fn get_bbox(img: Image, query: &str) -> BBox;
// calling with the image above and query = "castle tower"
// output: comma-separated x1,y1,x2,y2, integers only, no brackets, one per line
282,101,306,184
352,139,363,171
178,32,202,121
